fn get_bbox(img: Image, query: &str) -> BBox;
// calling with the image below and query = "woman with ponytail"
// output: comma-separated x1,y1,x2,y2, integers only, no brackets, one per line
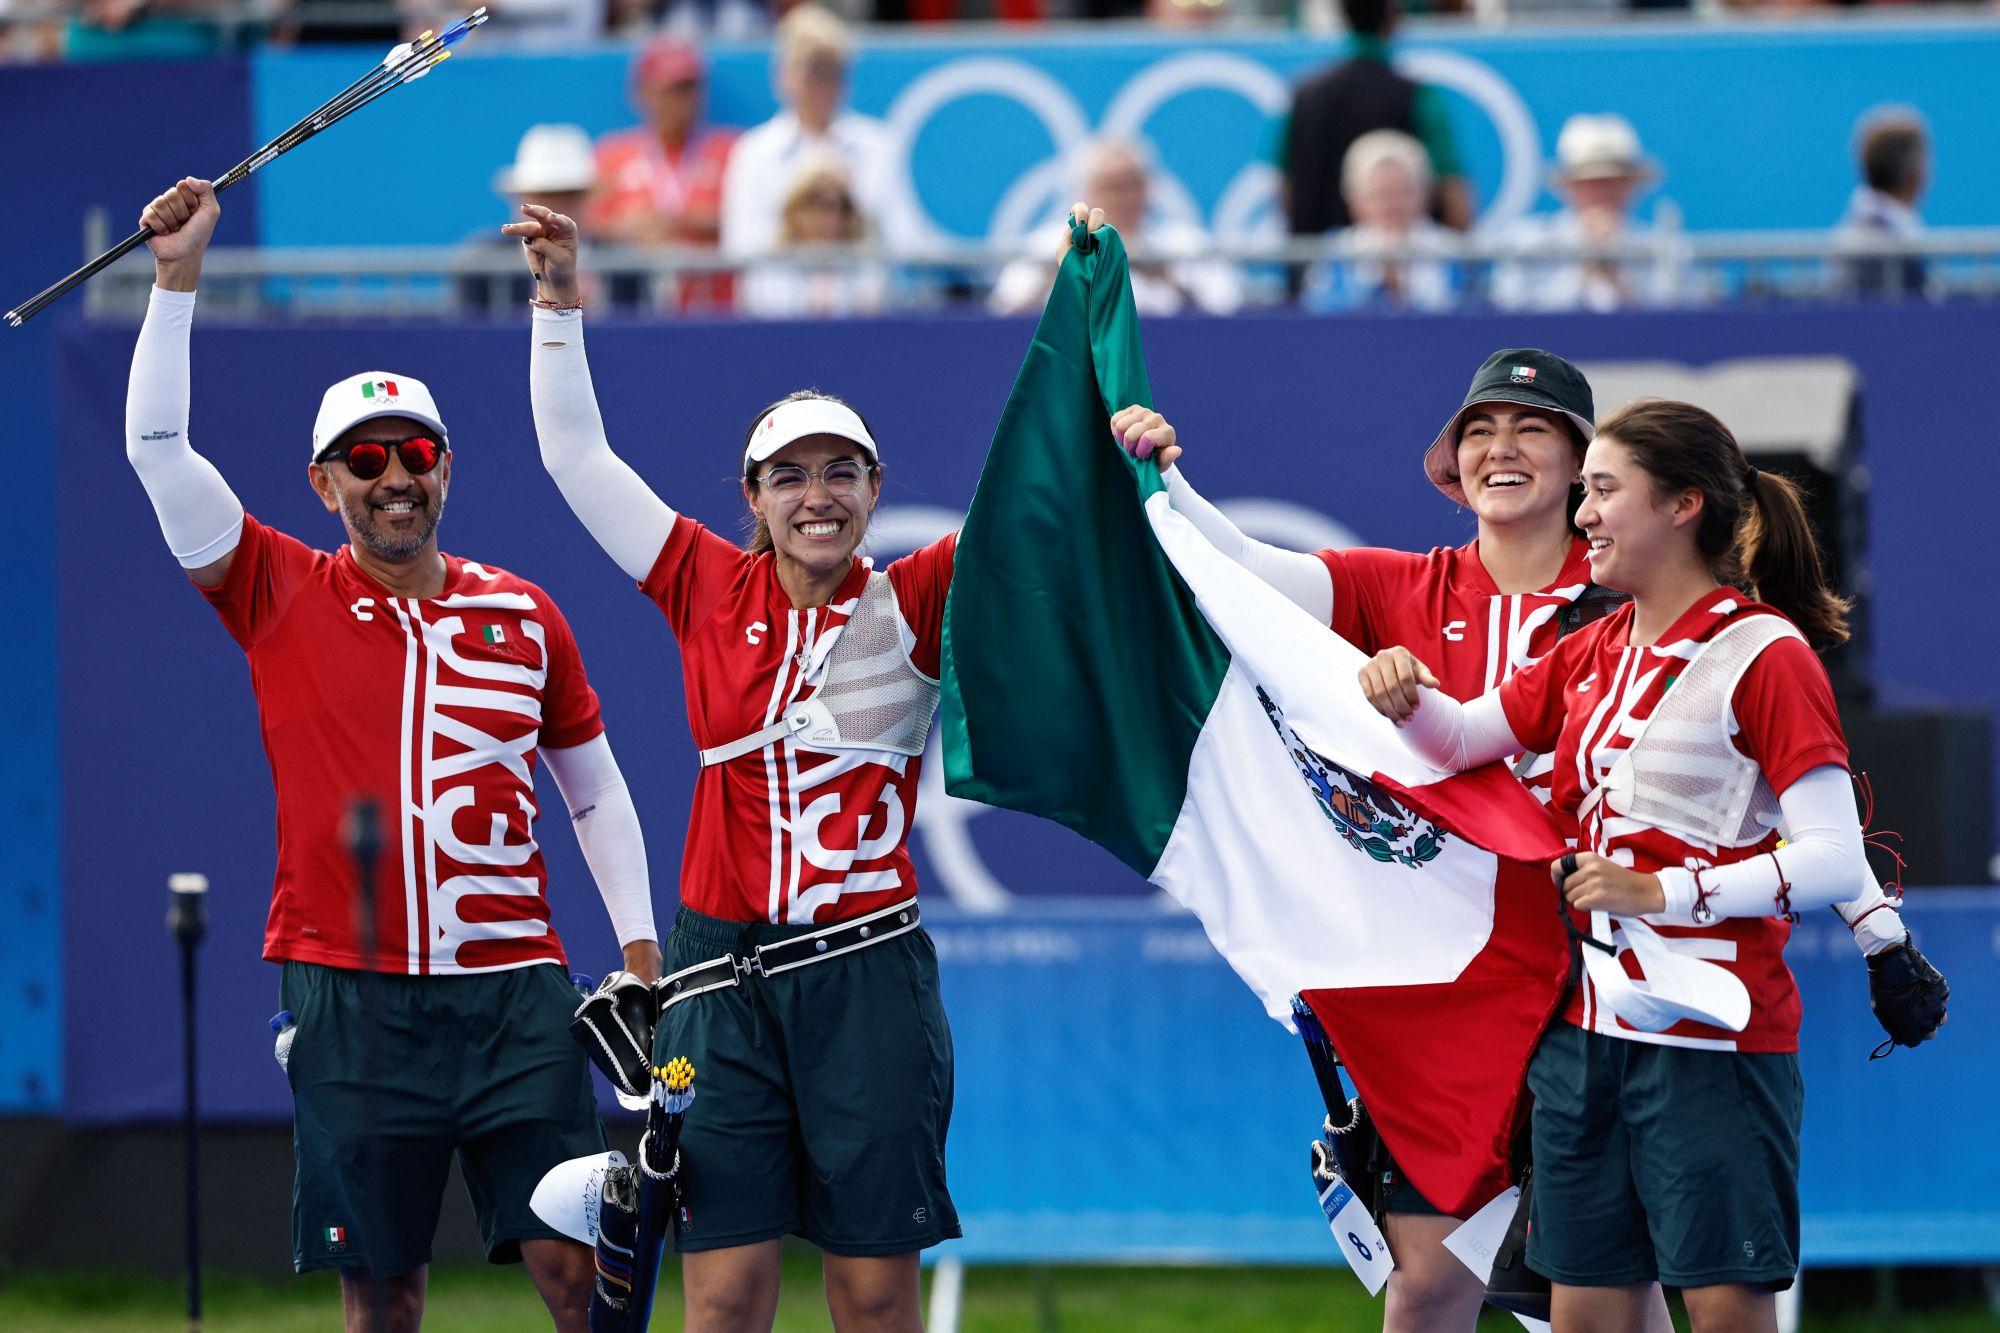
1360,398,1932,1331
1123,351,1920,1330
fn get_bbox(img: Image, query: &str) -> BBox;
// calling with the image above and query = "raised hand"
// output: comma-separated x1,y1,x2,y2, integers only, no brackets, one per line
1358,647,1440,724
1055,201,1108,265
1110,405,1180,468
141,178,221,288
501,203,582,305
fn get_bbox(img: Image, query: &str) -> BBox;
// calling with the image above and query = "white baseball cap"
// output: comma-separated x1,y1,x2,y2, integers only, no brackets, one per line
312,372,450,461
743,396,878,471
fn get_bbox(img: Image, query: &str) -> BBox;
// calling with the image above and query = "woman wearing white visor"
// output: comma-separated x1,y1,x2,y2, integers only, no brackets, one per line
507,203,957,1333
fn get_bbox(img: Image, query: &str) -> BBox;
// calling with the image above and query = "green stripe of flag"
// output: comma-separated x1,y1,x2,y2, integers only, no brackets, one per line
940,223,1230,876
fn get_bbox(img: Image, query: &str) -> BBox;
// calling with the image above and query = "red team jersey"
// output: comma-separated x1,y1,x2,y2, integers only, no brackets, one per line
1499,588,1850,1051
588,126,738,311
1318,536,1595,802
642,518,957,925
203,516,605,975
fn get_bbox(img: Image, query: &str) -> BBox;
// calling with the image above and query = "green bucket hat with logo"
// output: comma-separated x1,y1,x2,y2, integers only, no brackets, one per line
1423,348,1595,506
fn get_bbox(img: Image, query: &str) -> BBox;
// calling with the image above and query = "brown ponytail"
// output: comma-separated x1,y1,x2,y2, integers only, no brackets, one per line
738,389,881,557
1742,467,1851,651
1595,399,1851,651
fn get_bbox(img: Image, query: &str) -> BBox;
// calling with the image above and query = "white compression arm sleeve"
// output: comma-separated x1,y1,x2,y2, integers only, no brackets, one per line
1396,688,1524,772
1161,466,1334,622
530,308,678,583
1833,871,1907,957
542,733,656,949
1655,765,1868,924
126,287,244,568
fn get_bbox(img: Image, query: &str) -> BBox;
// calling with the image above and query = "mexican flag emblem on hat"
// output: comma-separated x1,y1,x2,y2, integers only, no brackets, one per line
1422,348,1596,506
312,370,449,460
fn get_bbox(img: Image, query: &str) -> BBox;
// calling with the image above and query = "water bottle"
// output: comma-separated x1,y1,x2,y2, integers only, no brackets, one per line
270,1010,296,1072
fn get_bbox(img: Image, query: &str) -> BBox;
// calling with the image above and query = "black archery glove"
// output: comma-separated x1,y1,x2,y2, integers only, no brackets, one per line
1866,934,1948,1057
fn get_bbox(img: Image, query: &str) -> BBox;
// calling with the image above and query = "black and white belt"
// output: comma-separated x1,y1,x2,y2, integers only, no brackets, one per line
657,898,921,1010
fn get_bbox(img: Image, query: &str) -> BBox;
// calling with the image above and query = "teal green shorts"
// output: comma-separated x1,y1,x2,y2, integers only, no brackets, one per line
283,961,604,1276
1526,1022,1802,1291
655,905,961,1257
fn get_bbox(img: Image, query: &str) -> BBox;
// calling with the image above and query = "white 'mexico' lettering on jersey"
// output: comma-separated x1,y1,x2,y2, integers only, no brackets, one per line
434,873,544,961
378,590,555,972
795,752,909,867
790,748,908,921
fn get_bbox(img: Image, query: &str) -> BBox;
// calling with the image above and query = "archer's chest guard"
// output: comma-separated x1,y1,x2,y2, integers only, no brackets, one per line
1588,614,1804,850
700,571,941,768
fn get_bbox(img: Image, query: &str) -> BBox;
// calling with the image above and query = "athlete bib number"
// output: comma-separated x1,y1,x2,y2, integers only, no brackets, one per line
1317,1174,1393,1294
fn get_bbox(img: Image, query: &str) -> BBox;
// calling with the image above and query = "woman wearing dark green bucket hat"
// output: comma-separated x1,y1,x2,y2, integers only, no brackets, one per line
1111,347,1911,1333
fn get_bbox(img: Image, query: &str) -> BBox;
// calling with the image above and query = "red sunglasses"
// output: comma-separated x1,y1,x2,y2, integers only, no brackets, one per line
317,434,444,481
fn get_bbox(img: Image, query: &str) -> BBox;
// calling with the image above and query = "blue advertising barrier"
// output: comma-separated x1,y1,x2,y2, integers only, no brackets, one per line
929,893,1999,1267
0,57,258,1115
47,300,2000,1256
246,19,2000,252
52,305,1999,1133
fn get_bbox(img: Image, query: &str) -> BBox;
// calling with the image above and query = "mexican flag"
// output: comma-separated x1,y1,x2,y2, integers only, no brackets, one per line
940,224,1571,1215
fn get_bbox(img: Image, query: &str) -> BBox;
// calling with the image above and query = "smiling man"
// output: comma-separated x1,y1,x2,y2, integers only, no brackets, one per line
123,178,662,1333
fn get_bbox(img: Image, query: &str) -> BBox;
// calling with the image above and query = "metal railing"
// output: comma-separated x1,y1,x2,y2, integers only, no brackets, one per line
74,224,2000,321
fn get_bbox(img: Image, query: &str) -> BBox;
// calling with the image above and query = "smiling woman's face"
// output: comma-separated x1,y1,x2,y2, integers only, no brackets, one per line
1453,403,1578,529
1575,433,1701,593
744,434,881,577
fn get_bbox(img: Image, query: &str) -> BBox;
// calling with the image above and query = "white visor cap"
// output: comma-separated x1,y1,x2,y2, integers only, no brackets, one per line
312,371,450,461
744,396,878,471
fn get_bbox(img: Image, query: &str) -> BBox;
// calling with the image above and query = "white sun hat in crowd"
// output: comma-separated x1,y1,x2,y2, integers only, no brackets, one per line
494,123,598,196
1553,114,1660,184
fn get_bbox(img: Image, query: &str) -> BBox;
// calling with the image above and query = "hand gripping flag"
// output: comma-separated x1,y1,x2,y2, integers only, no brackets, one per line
940,221,1571,1215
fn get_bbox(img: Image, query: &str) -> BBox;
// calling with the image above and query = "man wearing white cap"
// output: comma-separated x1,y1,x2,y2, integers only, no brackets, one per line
509,201,960,1333
1491,113,1691,314
124,177,660,1331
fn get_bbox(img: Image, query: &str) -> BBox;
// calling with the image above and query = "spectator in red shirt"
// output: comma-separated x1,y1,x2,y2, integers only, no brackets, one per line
588,36,738,315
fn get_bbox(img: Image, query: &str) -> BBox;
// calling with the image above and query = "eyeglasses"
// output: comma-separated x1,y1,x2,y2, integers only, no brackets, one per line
316,435,445,482
757,459,872,500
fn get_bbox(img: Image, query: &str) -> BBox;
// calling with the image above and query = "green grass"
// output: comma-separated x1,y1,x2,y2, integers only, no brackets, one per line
0,1256,1992,1331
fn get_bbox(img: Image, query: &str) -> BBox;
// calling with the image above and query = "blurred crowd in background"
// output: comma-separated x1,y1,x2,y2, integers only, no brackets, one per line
15,0,2000,54
4,0,1965,319
467,0,1952,317
7,0,1995,56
